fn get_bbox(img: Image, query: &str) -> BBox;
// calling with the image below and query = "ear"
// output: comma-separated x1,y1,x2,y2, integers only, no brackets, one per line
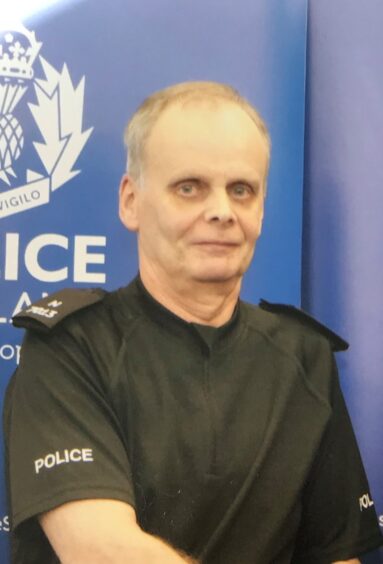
257,181,267,236
119,174,140,232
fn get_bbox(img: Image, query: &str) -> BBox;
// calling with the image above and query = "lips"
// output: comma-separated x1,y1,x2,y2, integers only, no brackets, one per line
194,241,240,246
192,241,241,252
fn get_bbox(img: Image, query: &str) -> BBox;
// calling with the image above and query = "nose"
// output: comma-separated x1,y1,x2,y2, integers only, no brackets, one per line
204,189,235,223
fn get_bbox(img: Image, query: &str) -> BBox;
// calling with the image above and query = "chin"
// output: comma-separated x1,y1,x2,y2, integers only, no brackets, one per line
191,268,242,284
188,256,249,283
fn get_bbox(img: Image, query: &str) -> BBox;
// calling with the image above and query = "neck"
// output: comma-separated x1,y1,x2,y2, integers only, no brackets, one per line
139,265,241,327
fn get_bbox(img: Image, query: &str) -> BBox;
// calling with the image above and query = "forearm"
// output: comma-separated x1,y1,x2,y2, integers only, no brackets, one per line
40,500,198,564
332,560,360,564
55,526,198,564
54,530,196,564
117,529,198,564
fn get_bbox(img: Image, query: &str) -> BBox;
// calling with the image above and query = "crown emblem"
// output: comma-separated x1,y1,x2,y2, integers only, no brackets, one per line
0,23,41,84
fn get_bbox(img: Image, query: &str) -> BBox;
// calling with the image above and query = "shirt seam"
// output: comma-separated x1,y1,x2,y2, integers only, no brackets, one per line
14,484,135,523
295,530,383,562
115,282,246,352
244,322,331,409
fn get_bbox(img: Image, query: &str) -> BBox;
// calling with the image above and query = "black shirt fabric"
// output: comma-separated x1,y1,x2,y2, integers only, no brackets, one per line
4,277,383,563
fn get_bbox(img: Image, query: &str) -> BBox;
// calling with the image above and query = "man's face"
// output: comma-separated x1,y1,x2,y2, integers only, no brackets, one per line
120,101,268,287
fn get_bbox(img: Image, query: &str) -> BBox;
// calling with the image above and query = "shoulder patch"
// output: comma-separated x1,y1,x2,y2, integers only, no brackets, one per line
259,299,349,352
12,288,106,333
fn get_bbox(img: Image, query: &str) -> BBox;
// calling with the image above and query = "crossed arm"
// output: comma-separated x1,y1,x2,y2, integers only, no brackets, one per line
40,498,197,563
39,498,360,564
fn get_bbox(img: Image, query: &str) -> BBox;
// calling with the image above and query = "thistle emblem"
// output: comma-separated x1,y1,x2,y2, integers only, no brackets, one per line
0,24,41,185
0,23,92,218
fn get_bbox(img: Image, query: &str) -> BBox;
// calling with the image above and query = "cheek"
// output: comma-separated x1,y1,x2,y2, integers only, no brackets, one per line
158,203,201,240
242,209,263,242
138,199,191,242
137,198,164,233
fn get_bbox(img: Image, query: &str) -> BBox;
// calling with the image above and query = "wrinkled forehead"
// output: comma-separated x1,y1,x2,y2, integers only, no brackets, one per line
144,99,269,162
153,97,265,134
141,100,270,184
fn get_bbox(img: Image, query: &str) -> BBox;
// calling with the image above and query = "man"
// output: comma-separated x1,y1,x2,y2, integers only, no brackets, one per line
4,82,382,563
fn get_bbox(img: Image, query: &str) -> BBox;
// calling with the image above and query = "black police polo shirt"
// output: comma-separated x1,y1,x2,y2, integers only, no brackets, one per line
4,277,383,563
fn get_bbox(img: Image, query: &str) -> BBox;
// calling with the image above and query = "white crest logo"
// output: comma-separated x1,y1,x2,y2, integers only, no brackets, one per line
0,23,93,218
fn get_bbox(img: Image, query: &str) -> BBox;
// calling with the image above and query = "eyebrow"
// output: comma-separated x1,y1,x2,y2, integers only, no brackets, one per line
167,174,261,188
229,178,261,188
167,175,208,187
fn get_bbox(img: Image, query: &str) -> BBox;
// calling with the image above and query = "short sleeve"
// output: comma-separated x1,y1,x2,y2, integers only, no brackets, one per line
291,356,383,563
3,325,135,559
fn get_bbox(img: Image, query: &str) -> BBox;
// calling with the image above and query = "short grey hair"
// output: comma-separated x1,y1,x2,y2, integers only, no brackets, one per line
124,81,271,183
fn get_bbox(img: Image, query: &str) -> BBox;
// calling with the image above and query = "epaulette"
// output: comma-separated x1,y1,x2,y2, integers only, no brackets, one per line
12,287,107,333
259,299,349,352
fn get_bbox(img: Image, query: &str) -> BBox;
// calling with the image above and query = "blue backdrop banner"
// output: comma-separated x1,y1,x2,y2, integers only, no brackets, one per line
0,0,307,560
304,1,383,561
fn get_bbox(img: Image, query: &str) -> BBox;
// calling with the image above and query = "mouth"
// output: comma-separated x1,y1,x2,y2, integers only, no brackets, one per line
192,241,240,253
194,241,240,247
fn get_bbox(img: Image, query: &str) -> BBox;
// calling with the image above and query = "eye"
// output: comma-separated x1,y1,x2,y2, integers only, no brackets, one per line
176,181,199,197
230,183,253,199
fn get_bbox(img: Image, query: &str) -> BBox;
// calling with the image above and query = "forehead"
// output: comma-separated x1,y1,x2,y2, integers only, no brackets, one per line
143,101,269,179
